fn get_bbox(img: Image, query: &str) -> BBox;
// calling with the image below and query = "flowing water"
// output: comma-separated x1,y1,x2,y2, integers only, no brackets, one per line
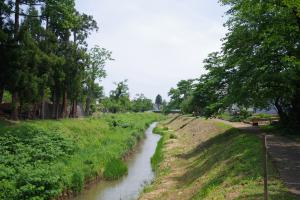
73,122,160,200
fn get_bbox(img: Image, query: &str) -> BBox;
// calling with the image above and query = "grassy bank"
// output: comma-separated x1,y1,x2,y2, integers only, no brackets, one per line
140,117,295,200
0,113,164,200
151,126,170,172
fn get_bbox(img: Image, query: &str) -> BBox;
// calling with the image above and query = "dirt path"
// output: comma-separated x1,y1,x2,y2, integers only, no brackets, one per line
213,119,300,198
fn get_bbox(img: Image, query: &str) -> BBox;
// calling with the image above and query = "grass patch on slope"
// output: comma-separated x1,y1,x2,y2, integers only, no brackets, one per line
189,128,295,200
151,126,170,172
0,113,164,200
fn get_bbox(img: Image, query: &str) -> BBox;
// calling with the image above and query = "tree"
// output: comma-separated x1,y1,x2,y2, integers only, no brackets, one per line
218,0,300,127
179,0,300,127
131,94,153,112
102,80,131,113
155,94,162,110
85,46,112,115
0,0,108,120
168,79,195,109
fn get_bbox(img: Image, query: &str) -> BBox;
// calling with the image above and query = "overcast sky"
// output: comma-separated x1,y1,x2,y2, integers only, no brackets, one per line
75,0,227,101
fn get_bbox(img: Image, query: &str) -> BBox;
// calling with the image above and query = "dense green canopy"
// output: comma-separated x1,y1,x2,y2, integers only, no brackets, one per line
170,0,300,128
0,0,112,119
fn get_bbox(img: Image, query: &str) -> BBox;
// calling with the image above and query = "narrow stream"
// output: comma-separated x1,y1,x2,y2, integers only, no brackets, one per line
73,122,160,200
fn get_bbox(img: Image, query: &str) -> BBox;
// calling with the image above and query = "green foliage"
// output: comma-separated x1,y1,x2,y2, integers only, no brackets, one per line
0,0,112,120
3,91,11,103
218,110,252,122
131,94,153,112
101,82,154,113
168,80,195,109
71,172,84,193
0,113,164,199
151,137,164,172
103,159,128,180
169,0,300,128
151,126,170,171
85,46,113,115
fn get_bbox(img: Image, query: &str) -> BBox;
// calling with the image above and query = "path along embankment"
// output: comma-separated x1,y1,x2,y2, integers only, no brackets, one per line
140,115,297,200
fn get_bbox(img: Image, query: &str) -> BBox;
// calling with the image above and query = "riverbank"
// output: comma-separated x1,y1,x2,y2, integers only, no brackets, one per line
0,113,164,200
140,116,296,200
73,122,161,200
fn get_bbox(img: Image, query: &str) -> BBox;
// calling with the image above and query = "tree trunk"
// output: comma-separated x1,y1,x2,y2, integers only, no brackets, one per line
61,90,68,118
291,91,300,127
70,99,75,118
40,90,45,119
52,92,56,119
71,99,77,118
274,98,290,126
11,91,19,120
85,96,91,116
74,100,77,118
53,91,60,119
55,99,59,119
14,0,20,39
11,0,20,120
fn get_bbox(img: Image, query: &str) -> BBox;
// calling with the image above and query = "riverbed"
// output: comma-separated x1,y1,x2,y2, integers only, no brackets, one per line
73,122,160,200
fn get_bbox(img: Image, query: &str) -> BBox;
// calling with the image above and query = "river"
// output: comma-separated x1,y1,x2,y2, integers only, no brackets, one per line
73,122,160,200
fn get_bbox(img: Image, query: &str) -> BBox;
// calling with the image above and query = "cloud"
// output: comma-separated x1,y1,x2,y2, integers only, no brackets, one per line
76,0,228,100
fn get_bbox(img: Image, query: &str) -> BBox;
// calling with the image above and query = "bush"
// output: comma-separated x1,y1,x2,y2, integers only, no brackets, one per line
103,159,128,180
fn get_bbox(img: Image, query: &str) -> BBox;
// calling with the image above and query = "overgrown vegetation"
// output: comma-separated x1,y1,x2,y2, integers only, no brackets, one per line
0,113,163,200
103,158,128,180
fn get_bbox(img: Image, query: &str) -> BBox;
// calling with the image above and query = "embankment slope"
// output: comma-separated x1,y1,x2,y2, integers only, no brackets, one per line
140,116,295,200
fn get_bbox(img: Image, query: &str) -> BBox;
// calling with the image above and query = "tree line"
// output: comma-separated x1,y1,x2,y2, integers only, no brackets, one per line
167,0,300,128
0,0,115,119
0,1,158,120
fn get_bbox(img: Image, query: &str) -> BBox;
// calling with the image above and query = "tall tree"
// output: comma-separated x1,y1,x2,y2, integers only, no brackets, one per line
155,94,162,110
85,46,112,115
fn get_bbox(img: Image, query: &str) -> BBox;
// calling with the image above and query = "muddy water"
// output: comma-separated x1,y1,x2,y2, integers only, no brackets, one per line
73,122,160,200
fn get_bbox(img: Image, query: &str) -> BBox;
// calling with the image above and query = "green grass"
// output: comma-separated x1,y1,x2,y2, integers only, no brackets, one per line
261,125,300,142
103,158,128,180
0,113,164,200
247,113,278,121
189,128,295,200
151,126,170,172
217,112,245,122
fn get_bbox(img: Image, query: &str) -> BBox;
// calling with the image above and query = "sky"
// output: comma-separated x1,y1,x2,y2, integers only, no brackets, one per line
75,0,228,101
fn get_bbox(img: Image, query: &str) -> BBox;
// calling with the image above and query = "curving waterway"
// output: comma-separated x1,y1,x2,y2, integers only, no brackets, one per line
73,122,160,200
